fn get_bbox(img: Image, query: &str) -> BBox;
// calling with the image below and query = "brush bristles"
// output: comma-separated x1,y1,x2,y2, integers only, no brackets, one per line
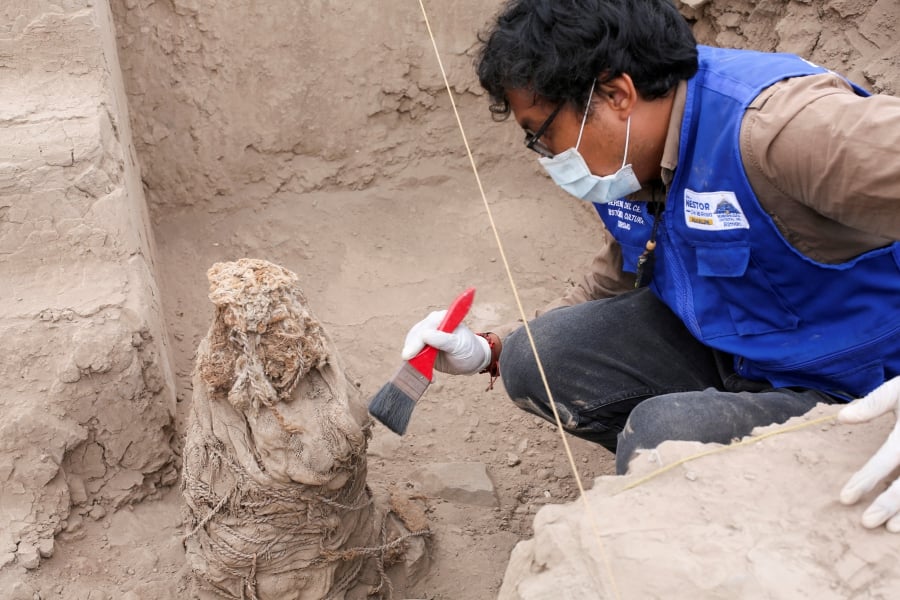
368,362,431,435
368,382,417,435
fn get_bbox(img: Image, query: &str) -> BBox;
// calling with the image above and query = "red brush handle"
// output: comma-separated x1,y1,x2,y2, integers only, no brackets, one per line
408,287,475,381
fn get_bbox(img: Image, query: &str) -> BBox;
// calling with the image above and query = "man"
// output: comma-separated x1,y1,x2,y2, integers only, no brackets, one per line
399,0,900,530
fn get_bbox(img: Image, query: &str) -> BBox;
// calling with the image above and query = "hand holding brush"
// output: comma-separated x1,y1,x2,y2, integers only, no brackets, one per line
368,288,489,434
401,306,492,375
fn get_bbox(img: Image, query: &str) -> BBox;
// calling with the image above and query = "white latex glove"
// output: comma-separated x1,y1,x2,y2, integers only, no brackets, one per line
401,310,491,376
838,376,900,531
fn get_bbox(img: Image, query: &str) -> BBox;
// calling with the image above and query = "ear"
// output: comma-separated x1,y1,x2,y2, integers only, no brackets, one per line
596,73,637,118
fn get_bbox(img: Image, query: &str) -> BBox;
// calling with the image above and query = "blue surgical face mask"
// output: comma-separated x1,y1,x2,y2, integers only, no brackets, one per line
538,81,642,204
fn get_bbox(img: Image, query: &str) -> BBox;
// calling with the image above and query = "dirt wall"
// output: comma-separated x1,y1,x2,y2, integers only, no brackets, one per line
111,0,899,226
0,0,176,571
110,0,508,220
678,0,899,94
1,0,897,596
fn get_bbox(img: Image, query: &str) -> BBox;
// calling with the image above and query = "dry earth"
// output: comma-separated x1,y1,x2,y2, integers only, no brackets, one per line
2,0,899,599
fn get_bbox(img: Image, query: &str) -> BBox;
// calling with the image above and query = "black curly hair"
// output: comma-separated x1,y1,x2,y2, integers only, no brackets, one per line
476,0,699,119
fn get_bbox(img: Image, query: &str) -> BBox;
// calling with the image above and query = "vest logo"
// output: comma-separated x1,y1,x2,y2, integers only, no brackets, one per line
715,200,740,215
683,189,749,231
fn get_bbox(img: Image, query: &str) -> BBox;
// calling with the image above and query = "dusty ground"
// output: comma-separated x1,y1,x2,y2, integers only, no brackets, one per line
3,153,614,599
3,0,899,598
152,153,615,599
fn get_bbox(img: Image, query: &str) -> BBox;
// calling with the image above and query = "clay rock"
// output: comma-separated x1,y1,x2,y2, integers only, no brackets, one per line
498,405,900,599
409,462,498,507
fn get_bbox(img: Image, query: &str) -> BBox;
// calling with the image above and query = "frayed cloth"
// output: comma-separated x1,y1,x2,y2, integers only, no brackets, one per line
182,259,385,599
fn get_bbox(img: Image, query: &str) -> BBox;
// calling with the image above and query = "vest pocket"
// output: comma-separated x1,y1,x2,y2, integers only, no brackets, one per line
693,242,800,337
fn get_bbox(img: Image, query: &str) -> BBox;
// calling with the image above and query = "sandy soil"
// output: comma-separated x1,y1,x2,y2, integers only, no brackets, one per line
153,155,615,599
2,153,614,599
3,0,898,598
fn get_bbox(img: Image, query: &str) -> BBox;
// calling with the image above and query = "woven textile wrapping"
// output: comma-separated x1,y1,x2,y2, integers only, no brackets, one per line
182,259,378,599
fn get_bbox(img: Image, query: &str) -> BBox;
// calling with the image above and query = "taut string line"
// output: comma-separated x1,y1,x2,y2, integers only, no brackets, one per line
414,1,620,598
618,412,840,493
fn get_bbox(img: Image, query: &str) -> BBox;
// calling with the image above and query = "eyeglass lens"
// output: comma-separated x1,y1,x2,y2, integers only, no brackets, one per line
524,102,563,158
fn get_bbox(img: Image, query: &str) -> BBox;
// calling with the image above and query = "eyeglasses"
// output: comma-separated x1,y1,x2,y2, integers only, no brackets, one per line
523,102,563,158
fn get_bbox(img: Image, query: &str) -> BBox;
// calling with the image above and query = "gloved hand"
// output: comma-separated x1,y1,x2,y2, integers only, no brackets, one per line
838,375,900,531
401,310,491,376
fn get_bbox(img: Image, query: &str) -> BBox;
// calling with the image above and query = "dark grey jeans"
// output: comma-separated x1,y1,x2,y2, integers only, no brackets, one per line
499,288,837,474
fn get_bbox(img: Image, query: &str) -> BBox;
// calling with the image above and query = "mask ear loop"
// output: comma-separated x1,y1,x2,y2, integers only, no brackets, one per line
621,115,631,168
575,79,596,150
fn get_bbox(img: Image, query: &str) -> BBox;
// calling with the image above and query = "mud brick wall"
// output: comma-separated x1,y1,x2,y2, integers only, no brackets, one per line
0,0,176,569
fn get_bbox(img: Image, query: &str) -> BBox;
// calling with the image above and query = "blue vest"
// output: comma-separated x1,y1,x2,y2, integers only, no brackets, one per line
595,46,900,399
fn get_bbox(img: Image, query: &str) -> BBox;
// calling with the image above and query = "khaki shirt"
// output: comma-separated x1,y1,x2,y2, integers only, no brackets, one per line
495,73,900,339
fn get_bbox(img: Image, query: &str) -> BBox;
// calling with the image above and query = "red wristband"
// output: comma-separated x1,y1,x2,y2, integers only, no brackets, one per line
476,332,500,391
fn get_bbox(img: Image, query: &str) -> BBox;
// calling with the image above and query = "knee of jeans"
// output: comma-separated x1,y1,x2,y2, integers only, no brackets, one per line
624,397,660,432
616,397,678,474
617,392,724,474
622,395,692,443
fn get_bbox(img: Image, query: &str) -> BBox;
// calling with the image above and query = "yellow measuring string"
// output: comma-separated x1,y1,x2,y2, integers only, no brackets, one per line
415,1,620,598
617,411,840,493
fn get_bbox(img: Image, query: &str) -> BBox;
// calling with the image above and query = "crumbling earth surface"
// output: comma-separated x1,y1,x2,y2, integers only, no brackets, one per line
1,0,898,599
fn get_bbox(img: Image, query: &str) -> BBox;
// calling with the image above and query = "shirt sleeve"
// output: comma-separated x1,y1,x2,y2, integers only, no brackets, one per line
742,72,900,243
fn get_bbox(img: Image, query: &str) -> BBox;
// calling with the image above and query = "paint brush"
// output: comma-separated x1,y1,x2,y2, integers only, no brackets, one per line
368,287,475,435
